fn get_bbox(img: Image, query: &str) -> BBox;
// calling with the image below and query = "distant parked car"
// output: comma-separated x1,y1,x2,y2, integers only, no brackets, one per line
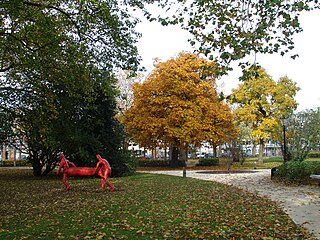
242,152,251,157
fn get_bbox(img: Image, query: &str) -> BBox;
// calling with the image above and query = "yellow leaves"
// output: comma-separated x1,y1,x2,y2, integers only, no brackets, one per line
260,118,277,130
124,53,237,148
230,66,299,141
251,118,278,141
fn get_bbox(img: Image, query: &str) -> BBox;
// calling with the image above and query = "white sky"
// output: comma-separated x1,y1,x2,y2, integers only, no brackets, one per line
135,10,320,111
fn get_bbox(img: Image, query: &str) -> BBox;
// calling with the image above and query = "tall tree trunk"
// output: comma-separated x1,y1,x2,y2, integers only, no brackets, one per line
212,143,217,157
13,147,16,167
252,143,256,157
122,136,129,151
152,145,156,160
218,145,222,157
170,140,179,167
258,139,264,164
32,157,42,176
1,144,5,160
181,144,187,162
164,147,167,161
143,147,146,158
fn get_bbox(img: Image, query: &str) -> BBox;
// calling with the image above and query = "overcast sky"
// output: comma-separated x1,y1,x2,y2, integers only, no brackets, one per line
135,10,320,111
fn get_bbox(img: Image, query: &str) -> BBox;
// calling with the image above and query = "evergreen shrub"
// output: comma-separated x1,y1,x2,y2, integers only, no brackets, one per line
307,152,320,158
138,160,185,167
197,158,219,166
274,161,320,182
0,160,29,167
109,151,137,177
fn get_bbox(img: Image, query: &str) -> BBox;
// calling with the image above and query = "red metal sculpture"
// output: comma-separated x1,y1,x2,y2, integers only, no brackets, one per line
95,154,115,191
57,153,115,192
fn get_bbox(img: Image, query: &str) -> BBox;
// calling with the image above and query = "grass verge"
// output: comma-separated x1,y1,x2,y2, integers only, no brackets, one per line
0,168,314,239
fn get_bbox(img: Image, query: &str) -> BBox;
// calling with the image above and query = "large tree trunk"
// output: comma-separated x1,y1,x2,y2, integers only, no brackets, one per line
32,157,43,176
170,146,179,168
252,143,256,157
218,145,222,157
13,147,16,167
212,143,217,157
152,145,156,160
181,144,187,162
165,148,167,161
1,144,5,160
258,139,264,164
30,149,57,176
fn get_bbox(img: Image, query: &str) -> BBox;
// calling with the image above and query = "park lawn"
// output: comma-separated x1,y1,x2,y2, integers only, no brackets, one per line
0,169,313,239
186,157,320,171
231,157,320,170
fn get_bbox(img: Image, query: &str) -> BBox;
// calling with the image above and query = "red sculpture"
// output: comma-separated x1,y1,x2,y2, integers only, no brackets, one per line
57,153,115,192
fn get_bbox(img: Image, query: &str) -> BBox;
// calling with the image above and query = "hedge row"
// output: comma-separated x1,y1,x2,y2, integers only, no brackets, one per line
138,160,185,167
197,158,219,166
307,152,320,158
274,161,320,182
138,158,220,167
0,160,29,167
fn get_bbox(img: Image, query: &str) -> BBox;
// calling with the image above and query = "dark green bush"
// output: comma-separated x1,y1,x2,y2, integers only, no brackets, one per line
138,160,185,167
274,161,320,182
307,152,320,158
109,151,137,177
197,158,219,166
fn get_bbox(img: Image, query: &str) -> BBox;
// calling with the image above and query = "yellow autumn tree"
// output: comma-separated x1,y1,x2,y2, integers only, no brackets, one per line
125,53,238,166
228,66,300,163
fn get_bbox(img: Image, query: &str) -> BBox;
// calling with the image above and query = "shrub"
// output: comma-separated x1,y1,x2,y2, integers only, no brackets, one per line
197,158,219,166
109,151,137,177
138,160,185,167
274,161,320,182
307,152,320,158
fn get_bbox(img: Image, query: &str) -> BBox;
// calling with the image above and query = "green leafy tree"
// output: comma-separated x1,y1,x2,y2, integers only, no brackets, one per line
274,108,320,162
0,0,141,73
62,77,135,177
149,0,319,71
0,0,142,175
0,109,14,143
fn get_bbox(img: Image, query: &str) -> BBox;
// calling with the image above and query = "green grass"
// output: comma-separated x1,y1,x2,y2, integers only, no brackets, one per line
306,158,320,162
235,156,284,169
185,157,285,170
0,168,314,239
195,157,320,170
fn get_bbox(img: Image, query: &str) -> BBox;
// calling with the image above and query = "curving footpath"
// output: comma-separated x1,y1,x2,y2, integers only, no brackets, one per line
141,169,320,239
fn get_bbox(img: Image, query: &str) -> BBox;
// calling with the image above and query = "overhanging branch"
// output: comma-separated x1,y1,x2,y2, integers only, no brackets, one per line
22,0,82,39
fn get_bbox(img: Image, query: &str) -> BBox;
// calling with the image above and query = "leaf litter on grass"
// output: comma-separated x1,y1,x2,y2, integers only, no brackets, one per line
0,169,316,239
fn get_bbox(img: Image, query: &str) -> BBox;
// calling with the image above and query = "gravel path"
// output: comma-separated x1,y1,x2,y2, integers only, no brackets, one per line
140,169,320,239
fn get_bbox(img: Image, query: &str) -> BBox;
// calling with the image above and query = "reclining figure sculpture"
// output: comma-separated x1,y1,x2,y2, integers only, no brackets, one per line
57,153,115,192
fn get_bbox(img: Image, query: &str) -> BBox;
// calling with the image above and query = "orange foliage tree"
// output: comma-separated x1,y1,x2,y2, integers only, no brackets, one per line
125,53,238,166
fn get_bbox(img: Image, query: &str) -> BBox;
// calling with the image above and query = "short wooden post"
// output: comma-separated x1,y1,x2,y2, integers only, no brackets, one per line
183,167,186,178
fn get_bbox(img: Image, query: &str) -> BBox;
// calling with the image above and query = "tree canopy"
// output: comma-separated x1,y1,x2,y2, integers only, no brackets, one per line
228,66,300,163
0,0,141,72
125,53,238,165
273,108,320,162
1,0,318,174
0,0,142,175
147,0,320,72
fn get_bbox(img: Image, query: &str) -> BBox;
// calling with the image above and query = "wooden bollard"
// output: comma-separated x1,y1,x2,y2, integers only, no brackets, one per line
183,167,186,178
